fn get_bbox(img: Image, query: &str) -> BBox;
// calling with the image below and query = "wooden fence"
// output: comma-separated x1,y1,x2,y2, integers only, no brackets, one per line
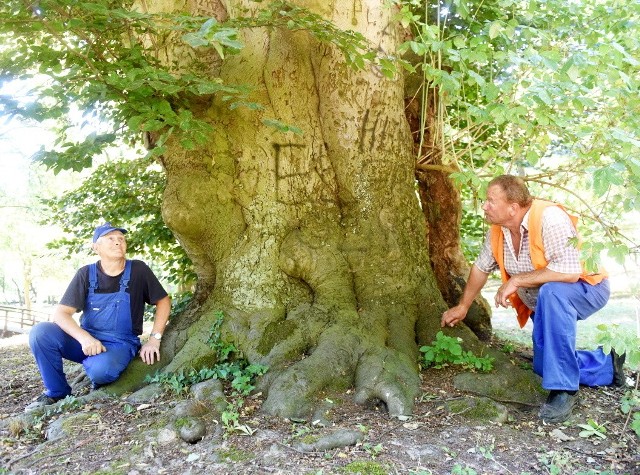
0,305,52,336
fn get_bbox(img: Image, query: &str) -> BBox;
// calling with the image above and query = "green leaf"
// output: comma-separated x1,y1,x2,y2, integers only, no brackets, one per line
488,21,503,40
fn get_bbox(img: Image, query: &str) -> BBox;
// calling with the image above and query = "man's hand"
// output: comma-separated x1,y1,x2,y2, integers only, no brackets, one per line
140,338,161,365
495,277,518,308
79,335,107,356
441,304,468,328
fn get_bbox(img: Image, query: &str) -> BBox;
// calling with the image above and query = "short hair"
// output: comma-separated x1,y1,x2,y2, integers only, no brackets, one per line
488,175,533,207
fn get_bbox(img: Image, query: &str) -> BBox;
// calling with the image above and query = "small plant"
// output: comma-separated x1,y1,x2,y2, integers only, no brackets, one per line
362,442,384,458
147,311,268,435
577,419,607,440
595,323,640,439
500,342,515,354
7,418,27,438
595,323,640,369
58,395,82,411
477,443,494,460
418,392,438,402
290,422,314,441
356,423,369,434
145,368,200,395
631,412,640,438
451,464,477,475
208,310,238,362
420,332,494,372
537,450,572,475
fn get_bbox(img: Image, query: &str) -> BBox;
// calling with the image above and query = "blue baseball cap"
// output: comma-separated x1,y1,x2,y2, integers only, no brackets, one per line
92,222,127,242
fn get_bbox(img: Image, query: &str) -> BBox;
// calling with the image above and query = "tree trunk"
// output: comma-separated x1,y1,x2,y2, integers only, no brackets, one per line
134,0,475,419
404,58,492,341
417,170,492,340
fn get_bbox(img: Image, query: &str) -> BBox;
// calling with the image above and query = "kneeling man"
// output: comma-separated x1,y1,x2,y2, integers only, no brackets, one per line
442,175,625,423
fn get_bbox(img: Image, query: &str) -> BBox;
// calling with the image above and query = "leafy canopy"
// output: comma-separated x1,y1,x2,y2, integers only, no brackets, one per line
0,0,377,171
394,0,640,262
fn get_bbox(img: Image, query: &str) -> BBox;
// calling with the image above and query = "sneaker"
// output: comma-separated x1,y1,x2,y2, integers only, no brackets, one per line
538,390,578,423
612,350,627,387
24,393,64,412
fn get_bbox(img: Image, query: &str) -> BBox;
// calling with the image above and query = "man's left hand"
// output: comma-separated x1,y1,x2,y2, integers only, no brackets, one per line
495,278,518,308
140,338,161,365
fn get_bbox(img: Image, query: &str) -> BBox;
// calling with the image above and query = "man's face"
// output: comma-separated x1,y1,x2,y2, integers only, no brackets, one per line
94,230,127,258
481,185,514,225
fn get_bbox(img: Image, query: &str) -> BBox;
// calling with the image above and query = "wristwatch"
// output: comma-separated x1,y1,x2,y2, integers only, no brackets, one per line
150,332,163,341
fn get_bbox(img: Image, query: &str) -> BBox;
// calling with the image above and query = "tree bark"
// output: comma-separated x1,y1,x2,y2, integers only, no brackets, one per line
404,57,492,341
133,0,470,419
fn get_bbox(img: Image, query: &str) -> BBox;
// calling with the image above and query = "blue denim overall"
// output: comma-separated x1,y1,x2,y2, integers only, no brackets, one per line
531,279,613,390
29,261,141,398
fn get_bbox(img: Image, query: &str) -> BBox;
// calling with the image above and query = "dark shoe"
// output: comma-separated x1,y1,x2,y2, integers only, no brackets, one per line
24,393,64,412
612,350,627,387
538,390,578,423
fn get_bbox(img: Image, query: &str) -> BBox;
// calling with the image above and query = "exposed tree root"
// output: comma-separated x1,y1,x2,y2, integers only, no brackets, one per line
260,322,421,419
261,326,361,418
354,346,421,416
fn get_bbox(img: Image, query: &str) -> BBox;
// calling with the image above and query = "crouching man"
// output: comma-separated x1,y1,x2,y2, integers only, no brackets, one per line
26,222,170,411
442,175,625,423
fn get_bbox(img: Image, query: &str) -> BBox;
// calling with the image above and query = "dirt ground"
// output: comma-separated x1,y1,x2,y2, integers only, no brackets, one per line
0,334,638,475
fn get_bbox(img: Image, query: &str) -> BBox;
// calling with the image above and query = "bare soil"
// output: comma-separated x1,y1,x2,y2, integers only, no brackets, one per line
0,335,638,475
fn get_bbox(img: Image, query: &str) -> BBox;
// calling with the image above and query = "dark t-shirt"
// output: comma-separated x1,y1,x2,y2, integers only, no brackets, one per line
60,259,168,336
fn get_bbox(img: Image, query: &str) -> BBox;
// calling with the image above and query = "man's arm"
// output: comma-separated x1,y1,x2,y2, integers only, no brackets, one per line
494,267,580,308
139,295,171,365
52,304,107,356
441,264,490,327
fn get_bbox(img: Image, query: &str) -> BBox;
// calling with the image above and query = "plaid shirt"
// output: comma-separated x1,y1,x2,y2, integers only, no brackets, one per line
475,205,582,309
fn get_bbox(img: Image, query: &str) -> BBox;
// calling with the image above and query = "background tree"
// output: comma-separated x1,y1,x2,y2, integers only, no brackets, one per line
1,0,638,419
0,116,81,306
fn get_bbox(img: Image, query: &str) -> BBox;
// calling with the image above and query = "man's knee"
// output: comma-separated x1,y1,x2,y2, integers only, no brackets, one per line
29,322,62,349
86,365,122,385
538,281,566,300
83,349,134,385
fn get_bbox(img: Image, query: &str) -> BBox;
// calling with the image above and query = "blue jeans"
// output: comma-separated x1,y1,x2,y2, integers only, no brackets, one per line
29,322,139,398
531,279,613,391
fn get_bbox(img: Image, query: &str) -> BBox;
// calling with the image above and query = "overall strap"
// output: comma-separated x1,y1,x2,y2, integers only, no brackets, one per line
119,260,132,292
88,263,98,293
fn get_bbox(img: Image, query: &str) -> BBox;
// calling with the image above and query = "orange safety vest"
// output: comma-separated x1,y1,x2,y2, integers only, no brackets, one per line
490,199,608,328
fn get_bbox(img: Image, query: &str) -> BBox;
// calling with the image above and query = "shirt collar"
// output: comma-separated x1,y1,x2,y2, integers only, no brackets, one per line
521,208,531,232
501,208,531,235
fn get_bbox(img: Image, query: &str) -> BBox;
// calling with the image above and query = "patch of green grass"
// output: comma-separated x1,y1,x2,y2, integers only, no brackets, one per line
340,460,388,475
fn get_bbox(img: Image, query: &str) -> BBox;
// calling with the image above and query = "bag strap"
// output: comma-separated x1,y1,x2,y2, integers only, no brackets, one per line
119,260,132,291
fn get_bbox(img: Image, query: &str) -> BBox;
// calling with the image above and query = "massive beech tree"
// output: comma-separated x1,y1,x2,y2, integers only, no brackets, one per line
150,0,462,418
